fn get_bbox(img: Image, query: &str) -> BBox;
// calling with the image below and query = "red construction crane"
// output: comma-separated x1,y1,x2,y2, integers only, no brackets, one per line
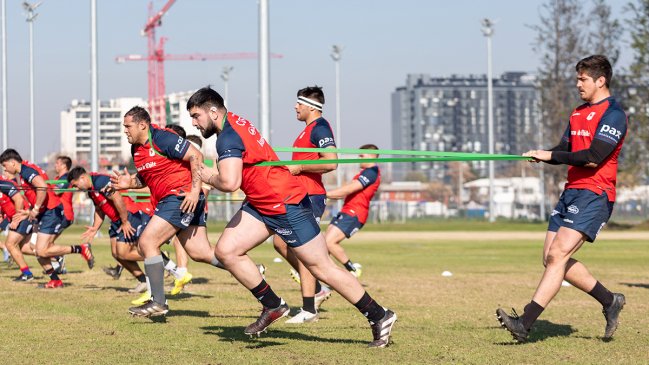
117,0,282,126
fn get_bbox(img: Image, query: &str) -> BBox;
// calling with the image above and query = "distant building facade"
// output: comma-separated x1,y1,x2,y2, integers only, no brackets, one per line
391,72,541,181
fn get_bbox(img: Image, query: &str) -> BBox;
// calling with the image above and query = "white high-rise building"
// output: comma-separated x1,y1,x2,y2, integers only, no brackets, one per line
166,90,217,158
60,97,144,165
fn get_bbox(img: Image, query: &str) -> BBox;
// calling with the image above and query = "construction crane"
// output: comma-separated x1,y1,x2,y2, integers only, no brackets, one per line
117,0,282,126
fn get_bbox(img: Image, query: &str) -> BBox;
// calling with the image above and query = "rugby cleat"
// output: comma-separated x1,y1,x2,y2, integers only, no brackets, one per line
289,268,301,285
368,308,397,348
128,299,169,317
13,272,34,282
42,279,64,289
103,265,123,280
496,308,528,343
170,272,193,295
603,293,626,339
314,285,332,310
80,243,95,269
285,308,319,324
128,281,148,294
244,301,289,336
131,291,152,306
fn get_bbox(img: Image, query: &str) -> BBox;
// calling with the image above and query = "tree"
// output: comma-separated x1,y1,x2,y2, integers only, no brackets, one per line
621,0,649,183
588,0,622,66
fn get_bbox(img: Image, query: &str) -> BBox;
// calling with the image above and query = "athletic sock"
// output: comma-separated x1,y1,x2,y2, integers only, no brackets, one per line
315,280,322,294
302,297,316,314
354,292,386,322
144,255,166,305
70,245,82,254
46,268,60,281
250,279,282,308
176,267,188,277
521,300,544,331
3,248,9,261
344,260,356,272
51,260,61,271
588,281,614,308
136,273,147,283
20,266,33,276
163,258,183,280
210,255,225,269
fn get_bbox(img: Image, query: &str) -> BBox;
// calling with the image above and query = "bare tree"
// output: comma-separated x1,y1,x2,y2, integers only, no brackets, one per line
588,0,622,66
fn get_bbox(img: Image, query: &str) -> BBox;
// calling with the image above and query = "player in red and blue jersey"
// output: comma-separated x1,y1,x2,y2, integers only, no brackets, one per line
50,155,75,274
190,87,396,348
496,55,627,343
0,176,34,280
326,144,381,278
272,86,337,323
111,106,226,317
0,149,94,288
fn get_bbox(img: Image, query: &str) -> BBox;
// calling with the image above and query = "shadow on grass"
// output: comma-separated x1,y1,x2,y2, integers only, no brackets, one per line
620,282,649,289
201,325,367,348
190,277,209,285
168,292,214,300
167,309,212,318
102,286,131,293
495,320,575,345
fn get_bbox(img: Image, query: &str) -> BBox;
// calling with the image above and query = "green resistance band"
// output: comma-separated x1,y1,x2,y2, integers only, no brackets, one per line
274,146,520,158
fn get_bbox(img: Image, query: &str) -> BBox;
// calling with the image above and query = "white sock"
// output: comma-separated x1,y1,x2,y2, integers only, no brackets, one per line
164,260,183,280
176,267,187,277
146,276,151,294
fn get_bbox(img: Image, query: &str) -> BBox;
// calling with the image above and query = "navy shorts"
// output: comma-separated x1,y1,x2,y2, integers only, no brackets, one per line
109,211,151,243
36,205,65,235
0,218,9,231
242,196,320,248
154,194,206,229
60,218,72,230
548,188,614,242
330,212,363,238
308,194,327,223
11,218,33,235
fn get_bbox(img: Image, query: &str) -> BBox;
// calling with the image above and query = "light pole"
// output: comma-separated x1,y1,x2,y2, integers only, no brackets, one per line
481,18,495,223
331,45,343,212
259,0,270,142
24,1,40,162
1,0,7,151
221,65,233,221
90,0,98,172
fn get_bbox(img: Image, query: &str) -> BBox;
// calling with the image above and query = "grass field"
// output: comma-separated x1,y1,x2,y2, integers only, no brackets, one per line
0,225,647,364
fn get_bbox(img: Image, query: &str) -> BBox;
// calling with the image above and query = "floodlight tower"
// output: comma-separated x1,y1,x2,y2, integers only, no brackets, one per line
1,0,7,150
481,18,495,223
331,45,343,212
23,1,41,161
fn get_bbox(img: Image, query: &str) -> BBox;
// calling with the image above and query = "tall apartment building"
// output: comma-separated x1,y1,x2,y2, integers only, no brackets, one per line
60,91,216,165
391,72,540,181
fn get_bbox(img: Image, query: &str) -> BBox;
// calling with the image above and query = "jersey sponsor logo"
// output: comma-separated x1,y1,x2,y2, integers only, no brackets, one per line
136,161,157,172
27,173,37,182
248,126,256,136
234,116,247,126
571,129,590,137
318,137,334,147
174,137,184,153
274,227,293,236
586,112,596,120
563,218,574,224
599,124,622,139
551,209,559,216
149,148,155,157
567,205,579,214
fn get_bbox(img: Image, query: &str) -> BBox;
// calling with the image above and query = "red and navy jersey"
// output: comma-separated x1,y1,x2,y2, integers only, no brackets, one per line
55,173,74,221
292,117,336,195
19,161,61,212
0,178,21,219
88,173,140,223
560,97,627,201
132,125,192,206
341,166,381,224
216,112,307,215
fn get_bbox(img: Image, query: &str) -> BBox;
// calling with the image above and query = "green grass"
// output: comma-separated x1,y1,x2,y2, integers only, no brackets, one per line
0,226,647,364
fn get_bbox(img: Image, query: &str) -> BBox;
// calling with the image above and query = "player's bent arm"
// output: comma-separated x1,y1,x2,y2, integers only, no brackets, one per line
107,190,130,224
550,138,618,168
296,147,338,174
29,175,47,210
326,180,363,200
210,158,243,193
10,193,24,212
182,144,205,195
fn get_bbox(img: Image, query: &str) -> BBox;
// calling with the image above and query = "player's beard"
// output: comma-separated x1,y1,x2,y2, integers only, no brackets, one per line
201,120,218,138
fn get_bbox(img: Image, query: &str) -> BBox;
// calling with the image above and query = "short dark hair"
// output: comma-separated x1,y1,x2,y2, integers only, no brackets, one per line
187,86,225,111
0,148,22,164
124,106,151,124
57,156,72,170
167,124,186,138
360,144,379,157
67,166,87,183
576,55,612,88
297,86,325,104
186,135,203,148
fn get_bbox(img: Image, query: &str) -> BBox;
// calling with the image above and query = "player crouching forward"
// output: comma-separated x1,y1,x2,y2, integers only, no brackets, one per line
189,86,396,348
325,145,381,278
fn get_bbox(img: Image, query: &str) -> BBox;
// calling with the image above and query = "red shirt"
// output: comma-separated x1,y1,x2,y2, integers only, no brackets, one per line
88,173,140,223
132,125,192,207
216,112,307,215
19,161,61,212
341,166,381,224
292,117,336,195
562,97,626,201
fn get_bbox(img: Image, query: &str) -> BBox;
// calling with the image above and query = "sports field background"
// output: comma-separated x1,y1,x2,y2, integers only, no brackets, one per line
0,223,647,364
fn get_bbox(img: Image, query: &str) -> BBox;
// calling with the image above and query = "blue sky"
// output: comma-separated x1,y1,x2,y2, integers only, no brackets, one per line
0,0,630,162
